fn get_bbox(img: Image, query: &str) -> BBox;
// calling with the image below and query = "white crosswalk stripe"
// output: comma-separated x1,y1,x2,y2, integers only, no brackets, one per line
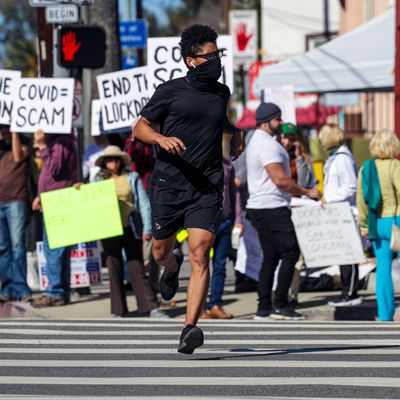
0,319,399,399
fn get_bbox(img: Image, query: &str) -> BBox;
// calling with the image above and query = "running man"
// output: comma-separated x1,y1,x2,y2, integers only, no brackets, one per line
133,24,245,354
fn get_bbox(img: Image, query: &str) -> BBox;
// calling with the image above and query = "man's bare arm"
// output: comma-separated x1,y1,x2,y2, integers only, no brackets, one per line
11,132,28,163
133,116,186,155
266,163,321,200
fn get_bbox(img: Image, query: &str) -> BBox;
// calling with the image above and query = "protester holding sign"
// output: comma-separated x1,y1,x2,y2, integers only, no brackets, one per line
357,130,400,321
32,130,77,307
0,126,32,302
133,24,245,354
319,124,362,307
93,146,167,318
246,103,321,321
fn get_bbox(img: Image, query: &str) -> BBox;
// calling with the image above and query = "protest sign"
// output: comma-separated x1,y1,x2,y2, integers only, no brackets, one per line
234,217,262,281
11,78,74,134
263,85,296,124
37,241,102,290
91,99,101,136
229,9,258,66
41,180,123,249
97,66,149,131
147,35,234,94
291,202,366,268
0,69,21,125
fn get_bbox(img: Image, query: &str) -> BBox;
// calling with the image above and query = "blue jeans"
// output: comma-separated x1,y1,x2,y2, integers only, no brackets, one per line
0,201,31,298
208,218,232,308
372,216,400,321
42,220,70,301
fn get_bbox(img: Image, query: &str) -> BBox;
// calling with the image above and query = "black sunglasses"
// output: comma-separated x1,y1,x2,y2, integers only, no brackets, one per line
192,49,225,61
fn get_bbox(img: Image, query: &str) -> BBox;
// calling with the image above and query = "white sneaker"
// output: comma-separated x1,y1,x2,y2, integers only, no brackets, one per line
328,296,363,307
149,308,170,318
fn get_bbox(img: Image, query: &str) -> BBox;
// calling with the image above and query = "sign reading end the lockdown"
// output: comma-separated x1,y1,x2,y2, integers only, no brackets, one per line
0,69,21,125
41,180,123,249
11,78,74,134
291,202,366,268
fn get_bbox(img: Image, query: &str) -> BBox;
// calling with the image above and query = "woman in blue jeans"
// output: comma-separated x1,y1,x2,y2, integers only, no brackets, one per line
357,130,400,321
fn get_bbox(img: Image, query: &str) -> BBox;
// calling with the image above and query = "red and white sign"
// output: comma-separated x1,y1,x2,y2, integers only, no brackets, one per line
229,9,258,66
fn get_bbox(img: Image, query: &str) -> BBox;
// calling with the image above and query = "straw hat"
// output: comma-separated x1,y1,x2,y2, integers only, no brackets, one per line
95,145,131,168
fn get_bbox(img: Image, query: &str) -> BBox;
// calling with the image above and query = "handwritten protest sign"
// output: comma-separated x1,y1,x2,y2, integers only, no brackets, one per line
37,241,102,290
11,78,74,134
147,35,234,94
41,180,123,249
97,66,149,131
291,202,366,268
0,69,21,125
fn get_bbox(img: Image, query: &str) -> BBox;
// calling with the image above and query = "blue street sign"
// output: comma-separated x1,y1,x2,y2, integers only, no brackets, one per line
119,20,147,48
121,55,138,70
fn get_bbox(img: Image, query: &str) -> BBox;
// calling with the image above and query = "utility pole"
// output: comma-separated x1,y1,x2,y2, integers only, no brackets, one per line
395,0,400,138
323,0,331,42
36,8,53,77
136,0,144,66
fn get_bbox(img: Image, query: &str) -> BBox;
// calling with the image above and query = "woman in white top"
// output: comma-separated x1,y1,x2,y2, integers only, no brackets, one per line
319,124,361,307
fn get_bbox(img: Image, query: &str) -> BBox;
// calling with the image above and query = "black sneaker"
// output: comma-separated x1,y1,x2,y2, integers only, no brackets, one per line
178,325,204,354
160,248,184,301
253,308,272,320
270,306,306,320
328,295,362,307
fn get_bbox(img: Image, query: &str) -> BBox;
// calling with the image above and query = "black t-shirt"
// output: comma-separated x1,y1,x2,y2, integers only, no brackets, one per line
140,77,230,192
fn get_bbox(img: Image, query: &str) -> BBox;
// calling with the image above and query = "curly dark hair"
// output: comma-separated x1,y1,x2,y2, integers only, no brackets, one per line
179,24,218,61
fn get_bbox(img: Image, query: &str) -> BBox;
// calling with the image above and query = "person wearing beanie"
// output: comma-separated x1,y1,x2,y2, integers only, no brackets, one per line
246,103,322,320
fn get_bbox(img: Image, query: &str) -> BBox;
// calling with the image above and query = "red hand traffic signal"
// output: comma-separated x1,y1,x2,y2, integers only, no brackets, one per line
58,26,106,69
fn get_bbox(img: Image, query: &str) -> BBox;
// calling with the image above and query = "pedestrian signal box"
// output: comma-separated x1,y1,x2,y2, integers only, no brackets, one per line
58,26,106,69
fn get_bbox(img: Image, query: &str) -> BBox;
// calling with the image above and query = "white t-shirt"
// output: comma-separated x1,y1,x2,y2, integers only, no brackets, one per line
246,129,292,209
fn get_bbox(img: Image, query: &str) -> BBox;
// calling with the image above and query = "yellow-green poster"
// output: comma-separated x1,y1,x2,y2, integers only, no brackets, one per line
41,180,123,249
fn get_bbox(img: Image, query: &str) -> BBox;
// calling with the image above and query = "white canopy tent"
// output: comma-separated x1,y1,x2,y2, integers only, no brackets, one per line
255,8,394,93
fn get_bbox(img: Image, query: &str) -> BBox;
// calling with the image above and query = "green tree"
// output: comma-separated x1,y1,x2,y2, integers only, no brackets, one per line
0,0,38,75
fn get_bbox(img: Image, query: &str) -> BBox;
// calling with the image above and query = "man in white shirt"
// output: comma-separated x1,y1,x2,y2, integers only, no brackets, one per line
246,103,321,320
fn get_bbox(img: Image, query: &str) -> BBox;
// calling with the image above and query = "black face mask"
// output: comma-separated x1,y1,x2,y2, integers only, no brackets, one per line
186,57,222,91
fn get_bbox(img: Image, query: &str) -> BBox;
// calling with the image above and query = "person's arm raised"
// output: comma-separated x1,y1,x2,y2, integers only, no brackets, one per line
133,116,186,156
266,162,322,200
11,132,28,162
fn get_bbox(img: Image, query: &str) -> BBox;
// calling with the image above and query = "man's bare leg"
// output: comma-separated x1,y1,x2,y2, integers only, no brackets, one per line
152,235,179,273
185,228,215,327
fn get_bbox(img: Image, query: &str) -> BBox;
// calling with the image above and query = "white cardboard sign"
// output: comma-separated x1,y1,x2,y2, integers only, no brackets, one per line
90,99,101,136
291,202,366,268
147,35,234,94
263,85,297,124
11,78,74,134
97,66,149,131
0,69,22,125
229,9,258,66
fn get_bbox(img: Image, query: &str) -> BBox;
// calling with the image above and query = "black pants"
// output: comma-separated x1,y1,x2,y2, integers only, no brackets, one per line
340,264,359,297
247,207,300,309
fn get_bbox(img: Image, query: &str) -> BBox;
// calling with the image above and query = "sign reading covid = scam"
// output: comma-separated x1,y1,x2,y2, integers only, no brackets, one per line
97,66,149,131
147,35,234,94
10,78,74,134
0,69,21,125
291,202,366,268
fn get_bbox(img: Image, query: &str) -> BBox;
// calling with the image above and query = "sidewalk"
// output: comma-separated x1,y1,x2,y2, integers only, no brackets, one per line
1,260,399,321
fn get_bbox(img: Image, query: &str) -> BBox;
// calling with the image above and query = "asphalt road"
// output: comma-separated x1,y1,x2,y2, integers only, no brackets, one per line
0,318,399,399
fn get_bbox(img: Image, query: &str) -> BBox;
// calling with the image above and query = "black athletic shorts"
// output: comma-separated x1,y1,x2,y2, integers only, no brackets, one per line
149,183,223,240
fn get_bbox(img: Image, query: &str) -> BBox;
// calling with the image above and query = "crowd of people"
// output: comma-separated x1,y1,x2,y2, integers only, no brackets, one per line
0,24,399,354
